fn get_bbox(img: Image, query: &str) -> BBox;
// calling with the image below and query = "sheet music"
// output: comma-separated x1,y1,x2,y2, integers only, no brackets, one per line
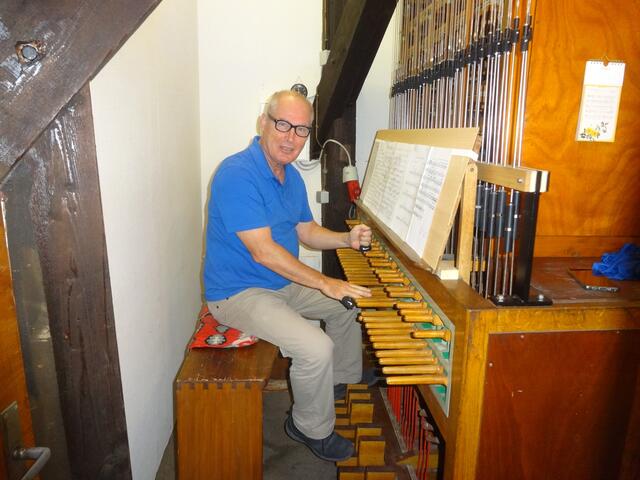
406,147,451,253
378,142,412,226
359,140,381,202
361,140,453,257
391,144,430,240
360,140,387,212
373,142,398,225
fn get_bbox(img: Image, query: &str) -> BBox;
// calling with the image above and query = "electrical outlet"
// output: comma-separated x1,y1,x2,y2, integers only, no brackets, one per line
316,191,329,204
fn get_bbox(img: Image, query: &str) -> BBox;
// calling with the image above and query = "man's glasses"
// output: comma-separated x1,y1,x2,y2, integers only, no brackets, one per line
267,113,311,138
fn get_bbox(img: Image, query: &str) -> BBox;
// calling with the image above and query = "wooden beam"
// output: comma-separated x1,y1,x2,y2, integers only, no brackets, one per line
476,162,549,193
314,0,397,142
322,104,356,278
0,0,161,178
15,85,132,478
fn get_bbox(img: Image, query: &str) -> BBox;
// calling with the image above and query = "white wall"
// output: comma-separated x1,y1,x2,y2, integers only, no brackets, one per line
196,1,397,268
355,9,397,182
86,1,394,477
89,0,201,477
197,0,323,268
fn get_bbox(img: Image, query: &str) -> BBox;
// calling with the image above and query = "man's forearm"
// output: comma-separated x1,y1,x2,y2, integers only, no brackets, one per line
253,241,331,290
254,242,371,301
297,222,351,250
237,225,371,301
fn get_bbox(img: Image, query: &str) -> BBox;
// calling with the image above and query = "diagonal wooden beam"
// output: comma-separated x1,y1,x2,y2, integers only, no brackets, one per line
7,84,132,478
0,0,161,179
314,0,397,143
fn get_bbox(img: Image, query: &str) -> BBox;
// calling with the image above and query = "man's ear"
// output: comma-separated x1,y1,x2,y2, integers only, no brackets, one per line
257,113,266,134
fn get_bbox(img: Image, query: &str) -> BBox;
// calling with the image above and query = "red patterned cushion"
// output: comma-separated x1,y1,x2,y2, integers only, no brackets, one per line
188,305,258,349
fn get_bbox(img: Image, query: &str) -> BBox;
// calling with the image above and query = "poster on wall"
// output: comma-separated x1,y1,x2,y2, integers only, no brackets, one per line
575,60,626,142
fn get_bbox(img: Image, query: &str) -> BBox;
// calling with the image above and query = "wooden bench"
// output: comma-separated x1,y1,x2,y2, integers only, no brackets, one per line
174,340,278,479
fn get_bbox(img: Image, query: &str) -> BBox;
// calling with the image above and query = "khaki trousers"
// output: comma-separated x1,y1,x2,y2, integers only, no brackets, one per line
208,283,362,439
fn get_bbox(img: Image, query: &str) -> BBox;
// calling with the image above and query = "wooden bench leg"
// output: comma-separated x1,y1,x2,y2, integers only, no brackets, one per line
176,381,264,479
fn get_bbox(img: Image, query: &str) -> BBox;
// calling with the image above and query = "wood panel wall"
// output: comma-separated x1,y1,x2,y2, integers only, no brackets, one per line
477,329,640,479
523,0,640,257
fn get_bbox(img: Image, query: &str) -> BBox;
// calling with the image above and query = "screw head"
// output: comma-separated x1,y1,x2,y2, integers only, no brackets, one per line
22,45,38,61
15,40,44,64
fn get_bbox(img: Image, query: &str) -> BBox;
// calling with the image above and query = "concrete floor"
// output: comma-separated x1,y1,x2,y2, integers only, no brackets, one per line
155,389,337,480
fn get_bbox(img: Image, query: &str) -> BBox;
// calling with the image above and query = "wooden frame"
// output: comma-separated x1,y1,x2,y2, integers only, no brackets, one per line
475,162,549,193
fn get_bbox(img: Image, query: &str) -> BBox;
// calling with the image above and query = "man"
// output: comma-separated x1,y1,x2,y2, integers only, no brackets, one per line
203,90,372,462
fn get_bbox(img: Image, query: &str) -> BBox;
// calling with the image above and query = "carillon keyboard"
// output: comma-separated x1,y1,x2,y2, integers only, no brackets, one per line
339,221,455,416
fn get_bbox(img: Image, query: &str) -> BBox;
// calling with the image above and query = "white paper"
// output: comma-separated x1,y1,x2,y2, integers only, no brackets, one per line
362,140,452,258
406,147,451,253
360,140,386,212
390,144,430,240
576,60,625,142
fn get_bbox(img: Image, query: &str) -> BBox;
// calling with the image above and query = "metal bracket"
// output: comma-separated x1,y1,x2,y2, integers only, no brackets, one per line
1,402,27,480
491,286,553,307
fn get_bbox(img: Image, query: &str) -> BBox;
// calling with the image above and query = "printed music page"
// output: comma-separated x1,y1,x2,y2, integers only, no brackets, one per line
359,140,381,202
406,147,451,254
361,140,413,233
391,143,430,240
381,142,412,235
368,141,396,225
360,140,387,213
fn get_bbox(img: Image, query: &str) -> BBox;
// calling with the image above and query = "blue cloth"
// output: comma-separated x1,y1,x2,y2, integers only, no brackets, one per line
204,136,313,301
592,243,640,280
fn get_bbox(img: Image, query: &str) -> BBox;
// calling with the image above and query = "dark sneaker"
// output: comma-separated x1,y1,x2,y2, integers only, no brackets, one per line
334,368,380,401
284,415,354,462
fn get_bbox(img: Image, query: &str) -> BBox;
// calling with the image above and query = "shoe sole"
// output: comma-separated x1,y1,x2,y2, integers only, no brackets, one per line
284,417,353,462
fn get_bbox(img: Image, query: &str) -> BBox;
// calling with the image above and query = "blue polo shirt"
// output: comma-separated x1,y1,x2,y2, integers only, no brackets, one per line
204,136,313,301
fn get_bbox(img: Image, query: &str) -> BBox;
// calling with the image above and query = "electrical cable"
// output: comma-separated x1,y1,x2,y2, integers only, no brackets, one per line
312,92,353,166
295,138,353,172
297,95,353,171
294,158,320,171
318,138,353,167
308,93,360,209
